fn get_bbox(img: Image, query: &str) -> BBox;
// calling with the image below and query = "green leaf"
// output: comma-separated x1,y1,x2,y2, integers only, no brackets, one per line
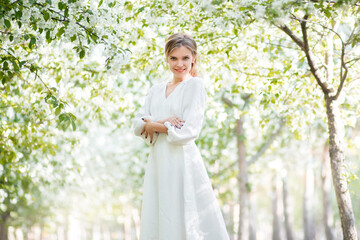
125,2,133,11
55,75,61,83
70,34,77,42
3,61,9,70
11,60,19,71
56,27,65,38
58,113,67,122
138,6,145,12
98,0,103,7
15,11,22,20
71,120,76,131
29,36,36,48
4,19,11,28
19,61,26,67
43,11,50,21
58,2,63,10
55,107,61,115
30,64,36,72
46,30,51,41
64,120,70,130
49,96,58,107
79,49,85,59
68,113,76,121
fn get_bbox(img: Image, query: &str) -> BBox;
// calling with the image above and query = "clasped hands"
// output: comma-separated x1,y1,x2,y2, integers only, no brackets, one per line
141,116,185,142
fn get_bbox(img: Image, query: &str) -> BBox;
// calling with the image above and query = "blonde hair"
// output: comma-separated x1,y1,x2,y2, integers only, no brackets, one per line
165,33,199,77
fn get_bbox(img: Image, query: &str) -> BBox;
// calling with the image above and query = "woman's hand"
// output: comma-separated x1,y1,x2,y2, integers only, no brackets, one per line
157,116,185,129
141,118,157,142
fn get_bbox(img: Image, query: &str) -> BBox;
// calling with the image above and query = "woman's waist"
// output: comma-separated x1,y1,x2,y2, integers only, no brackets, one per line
153,133,196,146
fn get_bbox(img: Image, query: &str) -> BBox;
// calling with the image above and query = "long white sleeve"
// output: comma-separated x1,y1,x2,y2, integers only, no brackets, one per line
132,86,158,145
164,78,206,145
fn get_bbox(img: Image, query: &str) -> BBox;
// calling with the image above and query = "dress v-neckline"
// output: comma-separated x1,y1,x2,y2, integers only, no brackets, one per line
164,77,192,100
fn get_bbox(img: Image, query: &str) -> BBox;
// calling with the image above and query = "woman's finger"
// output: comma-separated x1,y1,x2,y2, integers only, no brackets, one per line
170,121,178,128
173,121,180,128
176,120,182,128
176,119,183,128
149,133,154,143
141,127,145,135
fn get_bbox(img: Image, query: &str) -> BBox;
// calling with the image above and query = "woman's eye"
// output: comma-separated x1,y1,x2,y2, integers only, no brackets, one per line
184,57,189,60
170,57,176,60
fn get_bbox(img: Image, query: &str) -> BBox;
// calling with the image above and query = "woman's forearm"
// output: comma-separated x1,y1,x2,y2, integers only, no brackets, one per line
151,122,168,134
156,119,165,124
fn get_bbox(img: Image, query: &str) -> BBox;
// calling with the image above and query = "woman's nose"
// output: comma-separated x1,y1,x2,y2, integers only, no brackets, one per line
176,60,184,66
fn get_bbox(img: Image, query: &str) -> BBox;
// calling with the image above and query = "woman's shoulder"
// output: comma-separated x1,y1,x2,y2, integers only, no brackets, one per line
184,76,205,88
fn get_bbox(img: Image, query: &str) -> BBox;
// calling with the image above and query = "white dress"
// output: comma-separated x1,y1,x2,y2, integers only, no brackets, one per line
132,77,229,240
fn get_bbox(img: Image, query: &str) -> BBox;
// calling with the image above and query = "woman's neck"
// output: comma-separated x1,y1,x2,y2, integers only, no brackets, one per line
172,74,192,84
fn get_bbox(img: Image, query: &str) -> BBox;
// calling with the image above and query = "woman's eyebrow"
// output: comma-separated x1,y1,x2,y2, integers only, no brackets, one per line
170,55,190,58
169,55,191,58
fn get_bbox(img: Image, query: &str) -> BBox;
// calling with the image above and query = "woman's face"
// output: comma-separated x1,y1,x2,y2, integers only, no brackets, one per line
166,46,195,79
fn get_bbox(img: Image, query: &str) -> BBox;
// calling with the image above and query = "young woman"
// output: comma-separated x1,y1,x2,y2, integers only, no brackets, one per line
132,33,229,240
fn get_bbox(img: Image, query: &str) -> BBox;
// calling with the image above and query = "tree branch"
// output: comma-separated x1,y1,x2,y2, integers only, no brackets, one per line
305,0,359,7
291,14,345,45
248,119,285,165
33,69,51,93
331,42,348,100
33,2,104,44
346,57,360,65
300,14,333,96
277,24,305,50
221,94,234,108
0,0,21,14
276,21,332,95
292,15,351,100
212,118,285,177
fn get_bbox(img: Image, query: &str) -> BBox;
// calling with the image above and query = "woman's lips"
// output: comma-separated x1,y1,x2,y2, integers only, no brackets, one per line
175,69,185,73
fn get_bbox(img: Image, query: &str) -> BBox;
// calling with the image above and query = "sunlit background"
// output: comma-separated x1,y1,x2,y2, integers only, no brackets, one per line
1,0,360,239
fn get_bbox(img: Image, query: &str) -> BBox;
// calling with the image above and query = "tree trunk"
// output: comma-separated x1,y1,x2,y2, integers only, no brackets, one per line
272,175,281,240
64,210,69,240
303,158,315,240
325,97,358,239
249,193,257,240
321,143,336,240
23,226,29,240
222,95,281,240
40,222,44,240
226,202,235,240
237,117,249,240
278,13,358,239
0,212,9,240
282,175,294,240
